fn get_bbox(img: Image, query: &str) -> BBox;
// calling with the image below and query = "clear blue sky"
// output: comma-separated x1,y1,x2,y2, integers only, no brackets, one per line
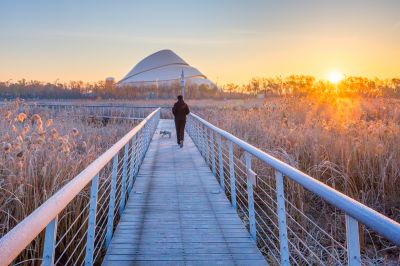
1,0,399,84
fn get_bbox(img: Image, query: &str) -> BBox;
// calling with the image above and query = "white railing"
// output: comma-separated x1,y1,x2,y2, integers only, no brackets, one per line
25,103,159,120
0,108,160,266
1,101,176,120
187,113,400,266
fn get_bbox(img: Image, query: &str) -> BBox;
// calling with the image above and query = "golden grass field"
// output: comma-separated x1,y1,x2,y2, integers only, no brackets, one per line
193,96,400,263
0,100,137,262
196,96,400,219
1,97,399,264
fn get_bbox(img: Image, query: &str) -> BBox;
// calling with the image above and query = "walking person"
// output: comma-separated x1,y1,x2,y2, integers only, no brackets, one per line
172,95,190,148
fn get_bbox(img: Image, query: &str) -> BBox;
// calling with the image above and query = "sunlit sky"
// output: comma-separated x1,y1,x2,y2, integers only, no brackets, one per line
0,0,399,84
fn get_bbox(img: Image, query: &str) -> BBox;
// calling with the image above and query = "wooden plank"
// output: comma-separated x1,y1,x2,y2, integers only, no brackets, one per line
103,260,266,266
105,242,257,249
107,247,262,255
105,254,268,261
102,120,266,265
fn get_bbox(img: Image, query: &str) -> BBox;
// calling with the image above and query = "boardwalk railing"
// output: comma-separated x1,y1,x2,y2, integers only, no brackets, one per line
187,113,400,266
16,102,174,120
0,108,160,266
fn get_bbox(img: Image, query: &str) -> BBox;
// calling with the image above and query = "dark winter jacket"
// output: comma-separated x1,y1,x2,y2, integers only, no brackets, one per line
172,100,190,121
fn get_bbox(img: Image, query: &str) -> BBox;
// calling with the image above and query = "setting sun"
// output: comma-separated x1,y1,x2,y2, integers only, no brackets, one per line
328,71,344,84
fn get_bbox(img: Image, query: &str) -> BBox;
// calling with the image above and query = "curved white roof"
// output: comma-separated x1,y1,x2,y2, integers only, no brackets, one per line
118,49,212,85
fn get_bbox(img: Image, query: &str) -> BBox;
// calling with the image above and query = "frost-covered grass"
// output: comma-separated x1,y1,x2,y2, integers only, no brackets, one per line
0,100,136,263
195,96,400,263
1,97,399,264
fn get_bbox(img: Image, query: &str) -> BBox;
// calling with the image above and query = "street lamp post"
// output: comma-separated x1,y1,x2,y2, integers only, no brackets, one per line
180,70,185,98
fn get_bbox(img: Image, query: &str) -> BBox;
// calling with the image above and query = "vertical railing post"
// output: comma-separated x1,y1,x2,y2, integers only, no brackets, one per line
146,123,149,148
228,142,237,210
200,125,205,157
119,144,129,215
139,129,143,162
42,216,58,266
195,122,200,148
85,174,99,265
147,123,151,148
147,123,151,151
142,126,146,156
191,119,195,145
144,125,148,153
346,214,361,266
142,128,146,160
143,126,147,158
106,154,118,248
187,119,192,139
245,152,256,241
137,129,141,164
143,126,147,157
134,135,140,176
128,135,136,194
275,170,290,266
199,124,203,154
217,134,225,192
193,121,197,147
188,119,193,142
210,130,216,175
205,127,210,166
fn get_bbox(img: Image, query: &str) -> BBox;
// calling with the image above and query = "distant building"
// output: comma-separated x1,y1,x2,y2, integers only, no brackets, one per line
105,77,115,89
117,49,215,89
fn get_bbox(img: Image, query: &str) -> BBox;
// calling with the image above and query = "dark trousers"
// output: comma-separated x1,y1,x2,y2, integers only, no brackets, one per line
175,119,186,144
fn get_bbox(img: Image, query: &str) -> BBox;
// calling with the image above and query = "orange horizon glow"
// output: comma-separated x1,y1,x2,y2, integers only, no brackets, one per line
1,70,398,86
1,52,399,85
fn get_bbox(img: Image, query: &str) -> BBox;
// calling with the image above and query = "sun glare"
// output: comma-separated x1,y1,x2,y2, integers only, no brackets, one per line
328,71,344,84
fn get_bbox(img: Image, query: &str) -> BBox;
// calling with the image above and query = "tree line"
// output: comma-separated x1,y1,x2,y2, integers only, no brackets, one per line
0,79,219,100
1,76,400,100
224,75,400,98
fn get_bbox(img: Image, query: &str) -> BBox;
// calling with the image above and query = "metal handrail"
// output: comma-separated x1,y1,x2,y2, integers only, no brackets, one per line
188,113,400,246
32,103,168,109
0,108,161,265
187,112,400,265
26,103,174,120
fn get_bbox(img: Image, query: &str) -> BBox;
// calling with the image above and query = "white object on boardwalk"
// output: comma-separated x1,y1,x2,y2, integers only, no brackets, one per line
159,129,172,138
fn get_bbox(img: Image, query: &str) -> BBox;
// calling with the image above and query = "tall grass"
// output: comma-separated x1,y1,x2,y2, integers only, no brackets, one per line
1,97,399,263
0,100,136,263
196,96,400,263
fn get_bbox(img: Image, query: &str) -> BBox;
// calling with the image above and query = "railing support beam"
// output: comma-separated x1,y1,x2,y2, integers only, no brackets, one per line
200,125,204,157
217,134,225,192
119,144,129,215
128,135,136,193
210,131,216,175
346,214,361,266
228,142,237,210
134,136,140,177
106,154,118,248
85,174,99,265
42,216,58,266
205,128,210,166
245,152,256,241
275,170,290,266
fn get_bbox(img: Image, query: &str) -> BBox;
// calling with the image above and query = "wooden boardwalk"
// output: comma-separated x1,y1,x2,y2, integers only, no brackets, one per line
103,120,266,266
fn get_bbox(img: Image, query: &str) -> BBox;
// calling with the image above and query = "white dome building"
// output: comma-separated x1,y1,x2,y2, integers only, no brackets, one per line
117,49,215,88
